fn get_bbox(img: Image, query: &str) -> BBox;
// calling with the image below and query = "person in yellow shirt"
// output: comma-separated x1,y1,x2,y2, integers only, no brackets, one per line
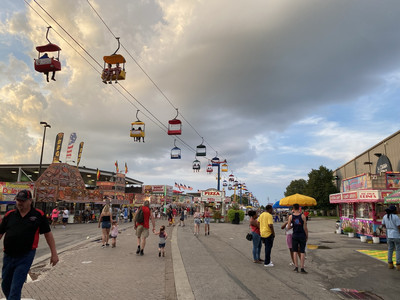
258,205,275,267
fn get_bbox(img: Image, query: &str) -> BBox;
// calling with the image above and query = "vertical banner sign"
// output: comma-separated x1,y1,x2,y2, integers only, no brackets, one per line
77,142,84,166
52,132,64,163
65,133,77,162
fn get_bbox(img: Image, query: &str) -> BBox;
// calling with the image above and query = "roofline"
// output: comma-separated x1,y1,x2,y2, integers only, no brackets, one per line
0,163,143,185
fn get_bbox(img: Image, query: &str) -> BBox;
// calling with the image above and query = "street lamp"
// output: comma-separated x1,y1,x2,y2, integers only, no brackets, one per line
38,121,51,177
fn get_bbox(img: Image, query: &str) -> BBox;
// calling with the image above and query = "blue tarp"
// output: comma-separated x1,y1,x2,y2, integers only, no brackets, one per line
272,200,290,209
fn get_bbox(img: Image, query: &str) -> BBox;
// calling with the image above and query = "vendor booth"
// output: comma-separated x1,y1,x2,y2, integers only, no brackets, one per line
329,172,400,240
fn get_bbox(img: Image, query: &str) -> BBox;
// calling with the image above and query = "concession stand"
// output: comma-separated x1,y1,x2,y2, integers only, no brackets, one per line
329,172,400,240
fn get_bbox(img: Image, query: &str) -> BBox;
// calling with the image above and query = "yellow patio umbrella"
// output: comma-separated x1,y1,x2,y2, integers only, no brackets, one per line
279,193,317,207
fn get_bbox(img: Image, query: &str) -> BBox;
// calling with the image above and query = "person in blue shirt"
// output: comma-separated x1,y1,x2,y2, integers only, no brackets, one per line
382,205,400,270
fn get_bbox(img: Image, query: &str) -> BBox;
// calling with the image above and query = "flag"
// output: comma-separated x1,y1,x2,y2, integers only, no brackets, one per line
77,142,84,166
65,133,77,162
125,162,128,174
96,168,100,180
184,184,187,190
175,182,179,188
188,186,193,191
115,161,119,173
52,133,64,163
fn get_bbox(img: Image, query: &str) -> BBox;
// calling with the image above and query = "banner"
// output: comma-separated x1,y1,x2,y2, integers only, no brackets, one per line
52,132,64,163
77,142,84,166
65,133,77,162
115,161,119,173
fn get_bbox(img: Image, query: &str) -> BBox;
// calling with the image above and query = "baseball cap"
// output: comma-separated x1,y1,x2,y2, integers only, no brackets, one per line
15,190,32,201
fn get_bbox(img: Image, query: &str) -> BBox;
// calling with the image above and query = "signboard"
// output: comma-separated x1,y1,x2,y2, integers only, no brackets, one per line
200,189,225,203
342,174,368,192
330,190,392,204
376,154,393,174
386,173,400,189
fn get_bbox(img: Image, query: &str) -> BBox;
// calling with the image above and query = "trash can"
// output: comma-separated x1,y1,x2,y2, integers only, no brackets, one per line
232,212,240,224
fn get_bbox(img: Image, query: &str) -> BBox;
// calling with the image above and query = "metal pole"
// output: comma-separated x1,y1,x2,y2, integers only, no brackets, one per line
39,122,51,176
217,163,221,191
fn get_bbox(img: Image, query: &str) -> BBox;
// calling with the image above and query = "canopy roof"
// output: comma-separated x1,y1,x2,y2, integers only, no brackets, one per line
103,54,126,64
36,43,61,52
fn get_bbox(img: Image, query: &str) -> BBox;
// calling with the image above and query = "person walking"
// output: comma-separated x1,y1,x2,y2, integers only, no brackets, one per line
203,207,211,235
0,190,59,300
248,210,262,263
98,204,113,248
51,206,60,228
258,205,275,267
135,200,156,256
179,208,185,226
110,221,119,248
382,205,400,270
193,207,202,236
154,225,168,257
62,207,69,229
287,203,308,274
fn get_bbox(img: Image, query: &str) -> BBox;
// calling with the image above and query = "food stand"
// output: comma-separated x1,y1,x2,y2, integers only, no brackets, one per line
329,172,400,240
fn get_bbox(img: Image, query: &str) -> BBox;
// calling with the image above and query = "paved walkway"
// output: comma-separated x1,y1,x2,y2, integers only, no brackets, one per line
0,217,399,299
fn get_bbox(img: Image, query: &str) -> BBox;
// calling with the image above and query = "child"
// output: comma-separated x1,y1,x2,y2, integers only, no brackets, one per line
154,225,168,257
110,221,119,248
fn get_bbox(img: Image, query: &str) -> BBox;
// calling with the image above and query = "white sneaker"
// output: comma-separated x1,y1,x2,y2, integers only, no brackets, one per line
264,262,274,267
289,262,295,266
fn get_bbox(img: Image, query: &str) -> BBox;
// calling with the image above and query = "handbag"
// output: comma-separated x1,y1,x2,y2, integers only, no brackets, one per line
246,232,253,241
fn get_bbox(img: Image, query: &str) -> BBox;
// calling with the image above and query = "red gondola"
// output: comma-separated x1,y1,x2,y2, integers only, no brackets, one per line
168,109,182,135
34,27,61,82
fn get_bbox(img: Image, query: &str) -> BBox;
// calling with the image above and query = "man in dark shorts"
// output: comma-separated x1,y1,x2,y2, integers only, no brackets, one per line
287,203,308,274
0,190,59,299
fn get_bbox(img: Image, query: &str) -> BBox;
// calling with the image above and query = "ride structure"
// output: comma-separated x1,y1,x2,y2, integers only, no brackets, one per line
168,109,182,135
130,110,145,142
102,37,126,84
34,26,61,81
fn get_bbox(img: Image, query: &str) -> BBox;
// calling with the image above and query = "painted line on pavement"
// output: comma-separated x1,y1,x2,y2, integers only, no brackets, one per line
171,225,195,300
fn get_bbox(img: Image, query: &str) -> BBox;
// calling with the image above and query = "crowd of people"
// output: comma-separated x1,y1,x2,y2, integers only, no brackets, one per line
248,204,309,273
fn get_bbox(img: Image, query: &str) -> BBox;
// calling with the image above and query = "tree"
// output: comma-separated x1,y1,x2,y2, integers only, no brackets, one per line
284,179,307,197
304,166,338,211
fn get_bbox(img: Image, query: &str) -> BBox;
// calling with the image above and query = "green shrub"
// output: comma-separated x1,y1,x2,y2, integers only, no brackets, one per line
227,209,245,222
343,226,354,233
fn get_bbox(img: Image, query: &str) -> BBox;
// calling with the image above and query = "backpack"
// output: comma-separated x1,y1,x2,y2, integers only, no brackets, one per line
135,208,144,224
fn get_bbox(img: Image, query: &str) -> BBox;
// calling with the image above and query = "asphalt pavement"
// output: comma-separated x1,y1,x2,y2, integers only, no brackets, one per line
0,217,399,300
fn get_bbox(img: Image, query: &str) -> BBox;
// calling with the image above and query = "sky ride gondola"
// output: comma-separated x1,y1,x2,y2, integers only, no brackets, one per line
196,138,206,156
168,109,182,135
130,110,145,142
221,162,228,172
34,26,61,82
192,158,201,172
102,37,126,84
222,179,228,187
211,153,220,167
171,139,181,159
229,173,235,182
206,162,213,174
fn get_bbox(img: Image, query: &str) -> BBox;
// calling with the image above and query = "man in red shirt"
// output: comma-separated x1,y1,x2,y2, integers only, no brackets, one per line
135,200,156,256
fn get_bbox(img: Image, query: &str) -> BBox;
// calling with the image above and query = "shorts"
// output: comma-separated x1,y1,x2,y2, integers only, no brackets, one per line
101,221,111,229
286,234,293,249
159,243,166,248
110,235,118,239
62,218,68,223
204,218,210,225
194,218,201,225
52,217,58,221
136,225,149,238
292,236,306,253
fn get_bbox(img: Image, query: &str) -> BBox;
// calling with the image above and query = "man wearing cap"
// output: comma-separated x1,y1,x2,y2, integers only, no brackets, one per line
382,205,400,271
0,190,59,299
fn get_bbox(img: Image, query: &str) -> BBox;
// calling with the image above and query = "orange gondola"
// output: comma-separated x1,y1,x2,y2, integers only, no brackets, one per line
102,37,126,84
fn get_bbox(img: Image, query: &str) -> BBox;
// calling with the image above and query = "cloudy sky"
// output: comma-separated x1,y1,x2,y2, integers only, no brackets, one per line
1,0,400,205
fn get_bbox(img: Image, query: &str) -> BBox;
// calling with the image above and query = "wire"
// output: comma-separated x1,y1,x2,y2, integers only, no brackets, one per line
28,0,221,159
86,0,223,157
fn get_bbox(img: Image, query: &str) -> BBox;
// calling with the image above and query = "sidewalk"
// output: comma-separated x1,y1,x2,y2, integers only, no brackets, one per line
1,219,176,300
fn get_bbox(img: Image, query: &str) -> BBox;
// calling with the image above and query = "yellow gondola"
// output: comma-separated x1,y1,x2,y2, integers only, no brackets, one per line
102,37,126,84
130,110,145,142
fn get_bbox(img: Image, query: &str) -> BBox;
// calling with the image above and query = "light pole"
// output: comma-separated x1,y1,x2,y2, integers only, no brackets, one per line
38,121,51,177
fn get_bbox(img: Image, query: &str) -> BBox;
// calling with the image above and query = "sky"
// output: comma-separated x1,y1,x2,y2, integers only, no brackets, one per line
1,0,400,206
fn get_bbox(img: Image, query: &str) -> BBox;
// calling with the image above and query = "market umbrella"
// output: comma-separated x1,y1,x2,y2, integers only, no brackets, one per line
279,193,317,207
272,200,290,209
